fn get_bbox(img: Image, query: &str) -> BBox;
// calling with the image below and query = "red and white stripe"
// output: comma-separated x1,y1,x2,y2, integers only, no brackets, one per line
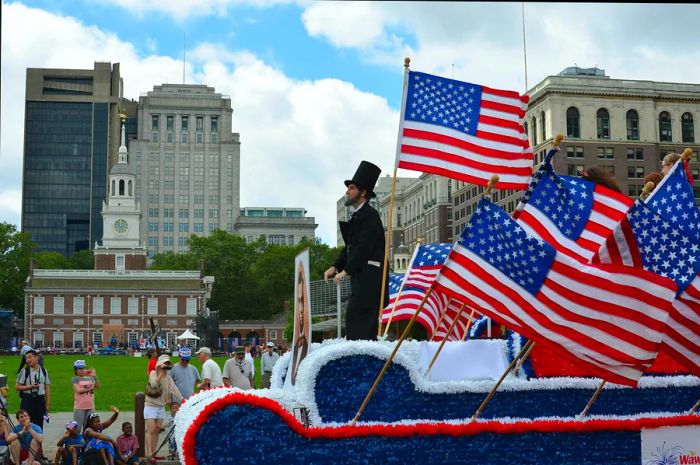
433,245,676,386
591,215,643,267
432,302,477,341
517,184,633,263
398,86,533,190
381,289,453,338
661,273,700,377
404,265,442,290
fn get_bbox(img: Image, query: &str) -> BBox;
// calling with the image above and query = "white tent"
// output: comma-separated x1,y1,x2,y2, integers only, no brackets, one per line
176,329,200,340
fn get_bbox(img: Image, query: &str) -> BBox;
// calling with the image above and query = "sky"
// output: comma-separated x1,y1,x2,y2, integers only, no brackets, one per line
2,1,700,246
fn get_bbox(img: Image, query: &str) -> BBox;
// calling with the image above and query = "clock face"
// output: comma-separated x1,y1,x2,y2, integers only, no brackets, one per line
114,219,128,234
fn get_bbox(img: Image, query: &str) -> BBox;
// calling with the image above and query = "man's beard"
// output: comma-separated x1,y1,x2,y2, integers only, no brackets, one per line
344,192,360,207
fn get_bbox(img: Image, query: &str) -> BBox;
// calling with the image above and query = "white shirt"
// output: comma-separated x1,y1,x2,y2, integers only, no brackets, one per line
200,358,224,388
245,352,255,377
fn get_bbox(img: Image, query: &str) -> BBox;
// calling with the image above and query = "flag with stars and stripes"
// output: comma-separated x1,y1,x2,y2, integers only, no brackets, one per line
404,243,453,290
593,160,700,376
432,197,677,386
513,164,633,263
398,71,533,190
380,273,469,340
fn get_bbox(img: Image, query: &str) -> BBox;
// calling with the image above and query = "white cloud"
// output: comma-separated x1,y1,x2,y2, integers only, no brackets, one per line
94,0,294,21
0,1,398,245
302,2,393,48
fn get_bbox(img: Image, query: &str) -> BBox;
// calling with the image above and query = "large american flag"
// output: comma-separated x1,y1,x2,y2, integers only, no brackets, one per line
514,164,633,263
398,71,533,190
404,243,453,289
432,198,677,386
593,160,700,376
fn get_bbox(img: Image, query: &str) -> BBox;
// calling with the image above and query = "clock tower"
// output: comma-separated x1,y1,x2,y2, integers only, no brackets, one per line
94,120,147,271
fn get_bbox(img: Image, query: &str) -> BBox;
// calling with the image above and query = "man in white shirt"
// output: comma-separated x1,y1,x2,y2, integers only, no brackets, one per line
195,347,224,389
243,342,256,388
261,342,280,389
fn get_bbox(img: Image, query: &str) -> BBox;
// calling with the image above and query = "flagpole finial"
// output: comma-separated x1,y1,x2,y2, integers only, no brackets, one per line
681,148,692,161
404,57,411,68
553,134,564,147
640,181,656,200
485,175,499,196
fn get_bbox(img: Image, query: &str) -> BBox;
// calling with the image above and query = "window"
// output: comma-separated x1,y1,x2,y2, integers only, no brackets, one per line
54,296,64,314
626,109,639,140
540,111,546,142
194,208,204,218
178,237,189,246
209,209,219,218
152,115,160,130
627,166,645,179
179,153,190,163
180,166,190,176
194,194,204,204
53,332,64,349
194,167,204,176
179,194,189,204
179,223,189,232
269,330,278,341
34,297,45,314
627,184,643,197
164,166,175,177
531,117,537,146
596,147,614,159
93,297,104,315
181,132,189,144
148,208,159,218
128,332,139,347
167,298,177,315
148,298,158,315
601,165,615,175
148,222,159,232
93,332,103,348
110,297,121,314
208,223,219,232
128,298,138,315
194,223,204,232
33,331,44,347
211,117,218,144
566,146,584,158
659,111,672,142
186,298,197,315
163,222,174,232
196,116,203,132
596,108,610,139
73,332,84,349
166,115,174,131
567,164,585,176
148,194,159,203
164,194,174,203
163,208,174,218
179,209,189,218
626,148,644,160
116,255,124,273
682,112,695,143
181,115,189,131
566,107,580,138
151,131,159,143
73,297,84,315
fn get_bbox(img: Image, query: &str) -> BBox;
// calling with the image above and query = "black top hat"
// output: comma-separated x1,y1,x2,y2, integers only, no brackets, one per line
344,161,381,198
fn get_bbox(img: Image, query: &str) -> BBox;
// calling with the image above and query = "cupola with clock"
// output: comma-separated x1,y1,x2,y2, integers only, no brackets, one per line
94,118,147,272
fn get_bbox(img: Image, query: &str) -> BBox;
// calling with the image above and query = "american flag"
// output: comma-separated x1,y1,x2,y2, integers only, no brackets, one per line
398,71,533,190
381,273,468,339
404,243,453,289
594,161,700,376
432,198,676,386
514,164,633,263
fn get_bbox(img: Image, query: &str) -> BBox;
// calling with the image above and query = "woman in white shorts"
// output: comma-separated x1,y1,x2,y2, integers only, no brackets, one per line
144,354,183,462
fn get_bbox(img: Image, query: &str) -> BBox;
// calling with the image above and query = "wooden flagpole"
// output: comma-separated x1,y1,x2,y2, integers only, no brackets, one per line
352,288,433,425
689,398,700,415
459,307,477,341
382,237,423,338
425,302,466,376
471,340,535,421
377,57,412,338
579,380,606,418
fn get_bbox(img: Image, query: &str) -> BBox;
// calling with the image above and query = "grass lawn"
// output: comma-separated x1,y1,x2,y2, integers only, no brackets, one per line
0,354,262,413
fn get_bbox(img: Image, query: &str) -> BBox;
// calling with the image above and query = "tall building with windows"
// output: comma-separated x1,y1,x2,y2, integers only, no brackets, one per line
235,207,317,245
22,62,125,256
451,67,700,234
129,84,241,256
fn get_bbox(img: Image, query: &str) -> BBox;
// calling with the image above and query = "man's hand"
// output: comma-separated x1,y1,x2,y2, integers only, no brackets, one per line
333,270,348,285
110,406,120,414
323,266,337,283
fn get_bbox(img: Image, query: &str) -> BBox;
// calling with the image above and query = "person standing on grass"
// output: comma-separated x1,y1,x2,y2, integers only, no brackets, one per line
72,359,100,430
15,349,50,429
144,355,183,462
195,347,224,389
243,342,256,387
261,342,280,389
170,347,200,399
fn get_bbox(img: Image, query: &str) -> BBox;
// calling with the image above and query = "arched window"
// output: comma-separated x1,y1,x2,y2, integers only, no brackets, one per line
682,112,695,143
111,180,115,197
659,112,672,142
596,108,610,139
566,107,580,138
402,258,407,268
524,121,529,139
540,111,546,142
128,180,133,196
118,179,125,196
531,117,538,146
626,109,639,140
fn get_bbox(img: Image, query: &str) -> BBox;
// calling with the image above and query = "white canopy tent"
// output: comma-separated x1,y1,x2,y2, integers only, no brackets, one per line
176,329,200,341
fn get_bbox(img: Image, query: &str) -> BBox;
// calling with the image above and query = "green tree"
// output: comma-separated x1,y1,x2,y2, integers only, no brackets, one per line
34,250,71,269
0,223,34,315
68,249,94,269
150,251,198,270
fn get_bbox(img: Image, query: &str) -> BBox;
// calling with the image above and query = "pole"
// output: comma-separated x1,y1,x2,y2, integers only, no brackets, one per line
353,288,433,425
336,283,342,338
579,380,606,418
521,2,528,92
377,57,411,338
689,398,700,415
471,340,534,421
460,308,477,341
382,238,423,338
425,303,466,376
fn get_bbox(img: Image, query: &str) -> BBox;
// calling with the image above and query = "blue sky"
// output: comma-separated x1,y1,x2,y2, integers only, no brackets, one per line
2,1,700,245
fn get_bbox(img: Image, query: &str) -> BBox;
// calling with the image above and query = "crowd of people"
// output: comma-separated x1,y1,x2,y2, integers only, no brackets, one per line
0,341,284,465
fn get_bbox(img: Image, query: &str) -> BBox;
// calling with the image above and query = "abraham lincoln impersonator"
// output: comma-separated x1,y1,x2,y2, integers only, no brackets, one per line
324,161,386,340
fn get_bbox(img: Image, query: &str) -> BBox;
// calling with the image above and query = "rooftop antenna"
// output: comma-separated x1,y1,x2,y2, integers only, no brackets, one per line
183,32,186,84
451,64,454,79
521,2,528,92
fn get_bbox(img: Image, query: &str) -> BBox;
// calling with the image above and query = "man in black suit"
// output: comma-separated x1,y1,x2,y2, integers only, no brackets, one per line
324,161,386,340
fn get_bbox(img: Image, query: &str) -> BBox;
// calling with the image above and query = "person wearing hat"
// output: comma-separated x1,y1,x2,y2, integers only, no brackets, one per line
223,347,253,390
72,359,100,430
261,342,280,388
170,347,200,399
195,347,224,389
144,355,182,461
324,160,387,340
55,420,86,465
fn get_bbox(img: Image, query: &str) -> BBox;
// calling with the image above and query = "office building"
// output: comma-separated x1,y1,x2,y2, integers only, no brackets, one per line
22,62,125,256
129,84,241,255
235,207,317,245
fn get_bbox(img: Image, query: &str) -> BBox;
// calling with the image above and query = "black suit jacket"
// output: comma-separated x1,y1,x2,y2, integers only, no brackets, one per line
334,203,386,311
